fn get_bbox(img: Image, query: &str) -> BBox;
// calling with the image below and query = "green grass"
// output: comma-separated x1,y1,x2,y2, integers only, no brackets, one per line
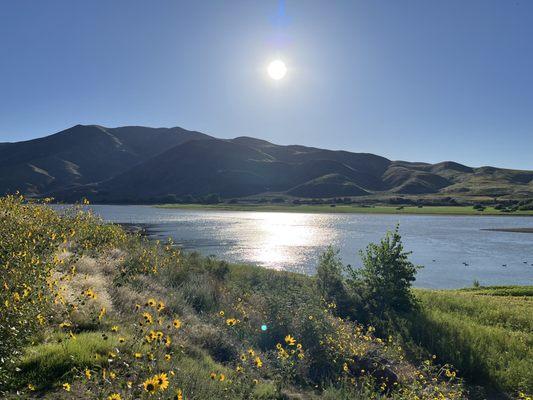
156,203,533,216
409,287,533,392
459,285,533,297
18,332,118,389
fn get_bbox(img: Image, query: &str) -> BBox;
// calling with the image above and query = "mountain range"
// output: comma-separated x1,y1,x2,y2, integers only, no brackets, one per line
1,124,532,203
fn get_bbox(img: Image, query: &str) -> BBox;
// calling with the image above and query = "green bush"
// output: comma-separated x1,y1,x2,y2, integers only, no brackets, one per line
346,227,421,315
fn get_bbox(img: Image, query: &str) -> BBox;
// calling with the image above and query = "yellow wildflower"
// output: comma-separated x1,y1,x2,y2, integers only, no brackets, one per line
142,312,153,325
146,298,157,307
285,334,296,346
83,288,97,299
143,377,159,393
156,373,169,390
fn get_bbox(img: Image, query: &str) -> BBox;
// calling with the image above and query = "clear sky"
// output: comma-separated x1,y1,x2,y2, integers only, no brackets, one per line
1,0,532,169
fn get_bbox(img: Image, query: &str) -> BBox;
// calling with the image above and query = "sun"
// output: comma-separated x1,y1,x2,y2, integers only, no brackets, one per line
267,59,287,80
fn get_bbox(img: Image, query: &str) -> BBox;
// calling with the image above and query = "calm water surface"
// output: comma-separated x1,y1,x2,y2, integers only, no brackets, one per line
85,205,533,289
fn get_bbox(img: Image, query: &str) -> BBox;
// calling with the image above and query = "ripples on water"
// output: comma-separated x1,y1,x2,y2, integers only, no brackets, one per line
73,205,533,289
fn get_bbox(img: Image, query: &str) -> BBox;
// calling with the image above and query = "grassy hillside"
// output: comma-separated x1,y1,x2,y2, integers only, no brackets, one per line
0,196,531,399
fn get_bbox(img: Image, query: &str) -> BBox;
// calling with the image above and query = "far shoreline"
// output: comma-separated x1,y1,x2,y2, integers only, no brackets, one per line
481,227,533,233
153,203,533,217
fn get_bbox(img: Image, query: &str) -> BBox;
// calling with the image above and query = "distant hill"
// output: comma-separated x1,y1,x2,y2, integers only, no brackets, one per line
1,125,532,202
0,125,210,195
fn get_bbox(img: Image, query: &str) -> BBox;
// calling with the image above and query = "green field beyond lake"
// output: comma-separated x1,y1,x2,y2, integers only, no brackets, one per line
157,204,533,216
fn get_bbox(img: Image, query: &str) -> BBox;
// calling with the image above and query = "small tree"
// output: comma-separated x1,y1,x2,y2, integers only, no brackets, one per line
316,246,345,301
347,226,421,314
316,247,354,316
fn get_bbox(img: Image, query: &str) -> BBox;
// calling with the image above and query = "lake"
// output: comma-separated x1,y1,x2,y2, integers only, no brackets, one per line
84,205,533,289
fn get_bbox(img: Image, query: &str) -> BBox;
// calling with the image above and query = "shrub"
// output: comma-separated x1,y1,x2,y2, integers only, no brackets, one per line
346,227,421,315
316,247,345,303
315,247,357,317
473,204,486,211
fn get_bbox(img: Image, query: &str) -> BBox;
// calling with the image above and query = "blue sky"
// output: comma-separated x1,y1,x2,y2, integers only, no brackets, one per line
1,0,532,169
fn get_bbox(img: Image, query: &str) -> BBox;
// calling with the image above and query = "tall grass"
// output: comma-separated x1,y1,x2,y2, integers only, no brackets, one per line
19,332,119,389
409,288,532,392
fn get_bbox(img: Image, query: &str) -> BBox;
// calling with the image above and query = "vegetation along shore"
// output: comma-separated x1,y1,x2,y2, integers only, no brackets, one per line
156,203,533,216
1,195,531,399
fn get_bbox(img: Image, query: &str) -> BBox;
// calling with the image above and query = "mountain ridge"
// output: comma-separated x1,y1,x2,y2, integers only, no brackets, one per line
1,125,532,202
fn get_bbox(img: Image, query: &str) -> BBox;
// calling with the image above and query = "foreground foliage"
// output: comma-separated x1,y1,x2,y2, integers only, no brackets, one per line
0,195,529,399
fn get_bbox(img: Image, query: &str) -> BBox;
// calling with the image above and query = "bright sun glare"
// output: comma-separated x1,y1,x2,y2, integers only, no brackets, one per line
267,59,287,80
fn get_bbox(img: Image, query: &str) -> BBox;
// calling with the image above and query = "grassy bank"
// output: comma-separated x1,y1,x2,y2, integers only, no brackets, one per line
411,287,532,393
1,195,531,399
157,203,533,216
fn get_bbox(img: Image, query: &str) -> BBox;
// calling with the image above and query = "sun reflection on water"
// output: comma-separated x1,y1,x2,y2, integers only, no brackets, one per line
242,212,330,271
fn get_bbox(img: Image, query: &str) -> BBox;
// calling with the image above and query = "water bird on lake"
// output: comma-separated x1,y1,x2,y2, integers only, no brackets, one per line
462,262,469,267
502,264,507,267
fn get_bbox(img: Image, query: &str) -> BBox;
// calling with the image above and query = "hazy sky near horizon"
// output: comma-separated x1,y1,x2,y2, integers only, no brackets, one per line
1,1,532,169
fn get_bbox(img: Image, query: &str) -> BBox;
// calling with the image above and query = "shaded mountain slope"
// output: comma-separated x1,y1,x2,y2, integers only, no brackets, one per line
0,125,210,195
382,166,451,194
93,138,278,199
232,136,391,184
287,174,370,197
62,138,392,201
